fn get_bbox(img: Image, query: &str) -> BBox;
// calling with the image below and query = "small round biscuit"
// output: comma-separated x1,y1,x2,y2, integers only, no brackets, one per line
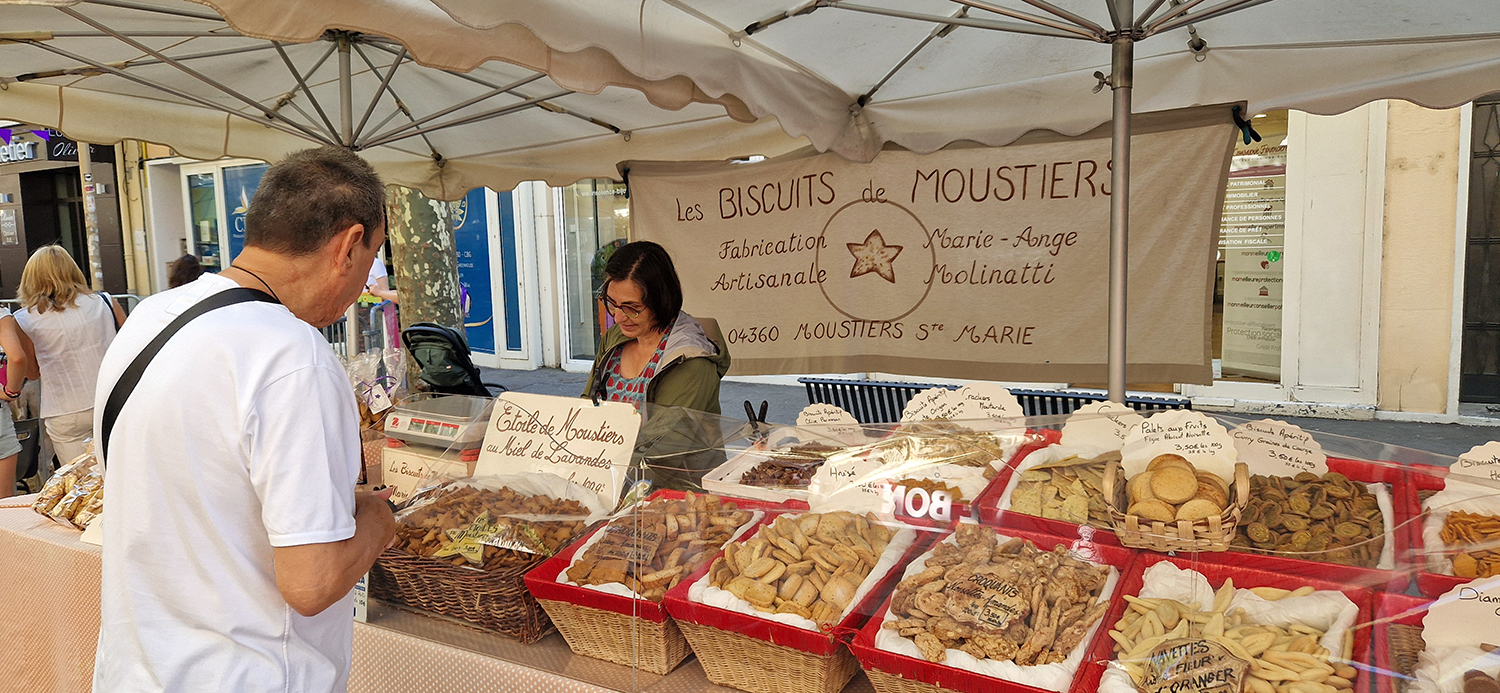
1147,454,1193,473
1192,482,1228,510
1176,498,1222,521
1150,466,1199,505
1128,499,1177,523
1128,472,1156,503
1195,470,1229,496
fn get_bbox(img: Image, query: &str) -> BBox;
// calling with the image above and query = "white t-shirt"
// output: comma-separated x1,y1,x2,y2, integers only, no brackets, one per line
366,258,387,287
15,292,115,418
92,273,361,693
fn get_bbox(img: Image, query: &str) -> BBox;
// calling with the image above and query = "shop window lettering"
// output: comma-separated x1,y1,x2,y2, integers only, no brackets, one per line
911,160,1110,204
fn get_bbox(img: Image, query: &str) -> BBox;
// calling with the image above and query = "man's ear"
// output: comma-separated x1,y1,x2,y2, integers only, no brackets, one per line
332,223,367,271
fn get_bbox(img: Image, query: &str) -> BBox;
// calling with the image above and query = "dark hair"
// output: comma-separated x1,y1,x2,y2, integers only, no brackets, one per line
167,254,203,289
601,241,682,332
245,145,384,255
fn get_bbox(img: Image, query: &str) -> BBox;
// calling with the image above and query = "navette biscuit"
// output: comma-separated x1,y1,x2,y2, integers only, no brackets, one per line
1176,498,1222,521
1150,466,1199,505
1147,454,1193,473
1128,499,1177,523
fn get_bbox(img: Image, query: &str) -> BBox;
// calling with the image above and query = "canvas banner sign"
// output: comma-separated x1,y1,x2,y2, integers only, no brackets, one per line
629,106,1235,383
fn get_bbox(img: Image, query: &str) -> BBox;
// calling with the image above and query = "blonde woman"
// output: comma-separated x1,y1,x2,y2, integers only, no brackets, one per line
15,246,125,466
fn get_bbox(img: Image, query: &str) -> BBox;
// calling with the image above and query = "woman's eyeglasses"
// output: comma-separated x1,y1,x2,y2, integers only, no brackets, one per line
600,294,645,319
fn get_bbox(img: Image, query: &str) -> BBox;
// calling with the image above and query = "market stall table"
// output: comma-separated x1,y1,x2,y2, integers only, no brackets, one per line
0,498,874,693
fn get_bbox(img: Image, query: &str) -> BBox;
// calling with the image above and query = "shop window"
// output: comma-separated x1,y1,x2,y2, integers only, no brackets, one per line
187,172,221,270
560,179,630,363
1214,110,1288,382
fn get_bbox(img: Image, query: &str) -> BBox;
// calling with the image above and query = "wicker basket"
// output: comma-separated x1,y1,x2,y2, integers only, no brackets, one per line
677,619,861,693
865,668,950,693
1386,623,1425,693
535,598,691,675
1102,460,1249,553
368,549,553,643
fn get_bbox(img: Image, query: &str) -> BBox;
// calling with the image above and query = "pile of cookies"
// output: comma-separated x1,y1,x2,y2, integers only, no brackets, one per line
1441,511,1500,578
740,442,842,488
883,525,1111,666
1124,454,1230,524
706,511,892,627
1009,454,1112,526
1233,472,1384,567
565,493,753,601
391,484,589,570
1109,577,1357,693
1465,670,1500,693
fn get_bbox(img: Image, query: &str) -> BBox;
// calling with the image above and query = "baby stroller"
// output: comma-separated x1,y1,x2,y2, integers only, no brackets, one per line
401,322,506,397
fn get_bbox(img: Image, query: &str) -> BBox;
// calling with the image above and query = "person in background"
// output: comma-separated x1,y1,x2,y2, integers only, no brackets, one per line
14,245,125,466
0,309,35,496
365,256,397,303
167,254,204,289
93,145,395,692
583,240,729,413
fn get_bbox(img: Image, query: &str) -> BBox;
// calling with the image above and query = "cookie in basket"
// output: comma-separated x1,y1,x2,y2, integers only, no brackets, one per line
1010,453,1112,525
391,484,589,569
566,492,754,601
1124,454,1229,523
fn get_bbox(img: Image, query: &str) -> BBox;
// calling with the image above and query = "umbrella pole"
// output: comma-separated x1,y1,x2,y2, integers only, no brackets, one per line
338,32,359,357
1107,33,1133,403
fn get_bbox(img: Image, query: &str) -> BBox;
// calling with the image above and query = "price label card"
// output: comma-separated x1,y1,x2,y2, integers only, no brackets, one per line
1452,442,1500,483
1230,419,1328,476
1061,401,1145,452
796,403,867,445
1138,639,1248,693
368,385,394,414
593,521,665,566
1424,577,1500,648
807,450,889,514
952,383,1025,423
1121,410,1237,483
474,392,639,510
901,387,957,422
944,565,1030,631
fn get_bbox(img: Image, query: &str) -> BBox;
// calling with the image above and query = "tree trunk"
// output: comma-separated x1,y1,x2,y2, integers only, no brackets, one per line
386,185,463,386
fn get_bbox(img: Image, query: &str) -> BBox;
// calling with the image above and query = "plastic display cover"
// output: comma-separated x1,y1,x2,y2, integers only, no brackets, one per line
357,392,1499,693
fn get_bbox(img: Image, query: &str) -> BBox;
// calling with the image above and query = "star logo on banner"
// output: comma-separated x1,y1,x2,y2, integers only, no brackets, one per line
847,230,903,284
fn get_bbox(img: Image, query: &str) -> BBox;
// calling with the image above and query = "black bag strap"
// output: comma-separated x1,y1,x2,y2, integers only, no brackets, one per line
98,291,119,331
99,287,277,463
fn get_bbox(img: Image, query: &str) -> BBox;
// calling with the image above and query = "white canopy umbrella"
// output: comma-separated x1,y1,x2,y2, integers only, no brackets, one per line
428,0,1500,400
0,0,806,200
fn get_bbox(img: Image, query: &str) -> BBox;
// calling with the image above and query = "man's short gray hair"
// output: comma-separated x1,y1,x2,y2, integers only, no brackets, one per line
245,146,385,255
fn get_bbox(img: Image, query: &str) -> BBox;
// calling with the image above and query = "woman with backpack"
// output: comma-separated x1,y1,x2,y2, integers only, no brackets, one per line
15,245,126,465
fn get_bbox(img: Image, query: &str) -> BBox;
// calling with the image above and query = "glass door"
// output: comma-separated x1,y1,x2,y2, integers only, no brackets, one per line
557,179,630,370
183,168,223,271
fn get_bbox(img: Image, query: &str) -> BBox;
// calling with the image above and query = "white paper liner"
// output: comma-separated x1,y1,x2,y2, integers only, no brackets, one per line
995,448,1395,570
1409,645,1500,693
1098,561,1360,693
687,514,917,632
557,508,764,600
872,528,1120,692
1421,476,1500,575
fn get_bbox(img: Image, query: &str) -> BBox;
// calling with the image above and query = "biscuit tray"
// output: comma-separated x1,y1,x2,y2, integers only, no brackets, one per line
1102,460,1250,553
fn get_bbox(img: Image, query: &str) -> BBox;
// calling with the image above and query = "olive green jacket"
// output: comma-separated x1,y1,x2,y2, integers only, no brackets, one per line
582,311,730,415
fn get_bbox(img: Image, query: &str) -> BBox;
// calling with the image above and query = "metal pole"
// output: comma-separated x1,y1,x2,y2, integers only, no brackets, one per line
1107,31,1133,402
339,32,360,357
78,141,105,291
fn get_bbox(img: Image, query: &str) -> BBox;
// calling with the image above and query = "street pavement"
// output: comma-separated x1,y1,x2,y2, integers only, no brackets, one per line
479,367,1500,461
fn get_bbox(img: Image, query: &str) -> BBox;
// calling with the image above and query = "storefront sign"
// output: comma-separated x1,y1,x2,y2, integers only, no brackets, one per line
0,141,36,163
452,188,496,354
1424,577,1500,648
473,392,638,508
0,209,17,246
629,107,1234,383
222,163,268,262
1230,419,1327,476
41,134,104,162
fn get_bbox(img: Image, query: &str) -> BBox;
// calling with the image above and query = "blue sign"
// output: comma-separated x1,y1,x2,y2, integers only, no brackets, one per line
222,163,268,262
452,189,494,354
496,191,521,353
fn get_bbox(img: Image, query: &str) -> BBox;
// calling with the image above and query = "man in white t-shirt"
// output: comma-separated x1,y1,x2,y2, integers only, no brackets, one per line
365,256,397,303
93,146,396,692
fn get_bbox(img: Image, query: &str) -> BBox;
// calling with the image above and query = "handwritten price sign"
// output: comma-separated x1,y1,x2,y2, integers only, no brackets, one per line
473,392,639,509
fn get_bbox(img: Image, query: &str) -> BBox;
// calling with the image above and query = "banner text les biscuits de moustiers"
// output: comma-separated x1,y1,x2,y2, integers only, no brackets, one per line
630,107,1235,383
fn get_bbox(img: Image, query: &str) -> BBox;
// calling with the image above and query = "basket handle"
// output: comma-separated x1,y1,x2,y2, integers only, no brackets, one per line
1233,462,1250,507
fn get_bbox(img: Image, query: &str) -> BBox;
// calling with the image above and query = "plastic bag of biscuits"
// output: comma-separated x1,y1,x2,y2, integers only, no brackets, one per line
32,448,103,531
561,491,761,601
391,473,609,570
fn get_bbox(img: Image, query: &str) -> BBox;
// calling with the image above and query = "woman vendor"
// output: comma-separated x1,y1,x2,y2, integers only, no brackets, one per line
583,241,729,414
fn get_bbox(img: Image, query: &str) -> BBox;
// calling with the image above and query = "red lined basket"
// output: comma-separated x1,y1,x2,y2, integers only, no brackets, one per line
1373,591,1432,693
1193,457,1411,593
975,437,1118,546
663,513,942,693
871,428,1057,529
1080,553,1375,693
847,526,1136,693
1400,464,1471,598
524,489,788,674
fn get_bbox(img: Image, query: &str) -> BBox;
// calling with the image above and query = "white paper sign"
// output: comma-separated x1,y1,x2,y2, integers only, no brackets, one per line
952,383,1025,422
807,449,891,514
901,387,956,422
382,446,471,505
797,403,868,445
79,514,103,546
1453,442,1500,482
1230,419,1328,476
473,392,639,509
1121,410,1237,483
1424,577,1500,648
1061,401,1145,453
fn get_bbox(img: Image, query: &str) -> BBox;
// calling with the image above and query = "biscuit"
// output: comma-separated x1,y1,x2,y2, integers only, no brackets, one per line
1192,482,1228,510
1150,466,1199,505
1176,499,1222,521
1128,471,1156,503
1195,470,1229,496
1128,499,1177,523
1147,454,1193,473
